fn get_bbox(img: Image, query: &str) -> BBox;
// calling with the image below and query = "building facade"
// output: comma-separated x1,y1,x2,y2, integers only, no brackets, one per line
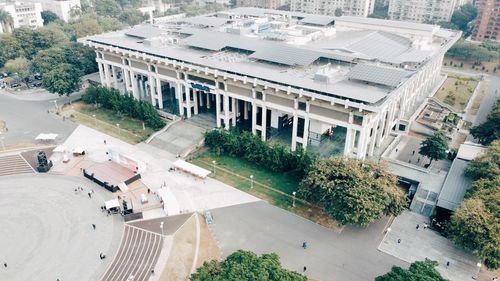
388,0,457,23
79,8,460,160
236,0,287,10
471,0,500,41
0,2,43,32
290,0,376,17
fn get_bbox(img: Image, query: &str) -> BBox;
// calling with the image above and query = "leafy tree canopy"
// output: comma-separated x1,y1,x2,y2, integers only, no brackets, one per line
298,157,407,226
368,2,388,19
419,130,448,164
0,33,23,67
470,99,500,145
190,250,307,281
376,259,449,281
5,57,32,87
41,10,60,25
119,9,147,26
43,63,81,96
447,40,499,62
334,8,343,17
465,140,500,180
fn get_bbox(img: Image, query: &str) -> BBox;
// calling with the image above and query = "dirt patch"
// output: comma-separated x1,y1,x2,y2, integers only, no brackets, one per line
434,76,478,112
159,214,196,281
469,81,489,116
196,213,221,268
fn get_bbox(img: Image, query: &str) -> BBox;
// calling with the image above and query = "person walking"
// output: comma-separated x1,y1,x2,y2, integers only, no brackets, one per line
446,261,450,267
397,238,401,244
92,224,96,230
303,266,307,272
88,191,92,198
3,262,7,268
416,224,420,230
302,241,308,249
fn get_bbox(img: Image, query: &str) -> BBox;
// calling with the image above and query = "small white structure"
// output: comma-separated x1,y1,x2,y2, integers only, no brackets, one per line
172,159,211,179
35,133,58,141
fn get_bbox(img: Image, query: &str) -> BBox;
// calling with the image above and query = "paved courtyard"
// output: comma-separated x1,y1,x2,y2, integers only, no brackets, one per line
0,174,123,281
208,201,406,281
379,211,479,281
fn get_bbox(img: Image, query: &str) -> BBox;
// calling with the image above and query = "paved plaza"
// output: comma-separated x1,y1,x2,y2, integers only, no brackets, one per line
379,211,479,281
208,201,406,281
0,174,123,281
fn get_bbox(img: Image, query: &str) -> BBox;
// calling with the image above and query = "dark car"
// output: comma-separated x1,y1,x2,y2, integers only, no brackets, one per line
34,73,42,80
11,83,21,88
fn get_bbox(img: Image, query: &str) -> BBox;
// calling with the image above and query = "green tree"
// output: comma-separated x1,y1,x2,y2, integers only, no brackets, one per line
368,2,388,19
450,3,477,37
470,99,500,145
119,9,146,26
43,63,81,96
465,141,500,180
190,250,307,281
298,157,407,226
419,130,448,165
0,9,14,33
448,197,500,269
376,259,448,281
334,8,343,17
62,43,98,75
31,47,66,74
447,40,498,63
41,10,60,25
94,0,122,17
5,57,32,87
0,33,23,67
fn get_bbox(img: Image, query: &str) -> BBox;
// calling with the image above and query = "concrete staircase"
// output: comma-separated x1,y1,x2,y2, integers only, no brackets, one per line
0,154,34,176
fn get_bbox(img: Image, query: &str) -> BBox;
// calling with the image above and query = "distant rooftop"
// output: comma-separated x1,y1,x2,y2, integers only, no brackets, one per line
82,7,460,107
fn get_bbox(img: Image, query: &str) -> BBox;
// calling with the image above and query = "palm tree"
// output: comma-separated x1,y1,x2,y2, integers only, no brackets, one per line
0,10,14,33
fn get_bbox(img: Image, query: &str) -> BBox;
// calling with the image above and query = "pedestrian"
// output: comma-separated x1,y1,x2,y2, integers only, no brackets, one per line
395,148,398,153
492,277,497,281
446,261,450,267
417,157,420,163
88,191,92,198
303,266,307,272
151,269,155,275
74,188,78,194
92,224,96,230
302,241,308,249
416,224,420,230
397,238,401,244
3,262,6,268
412,150,415,155
147,188,151,194
104,140,107,145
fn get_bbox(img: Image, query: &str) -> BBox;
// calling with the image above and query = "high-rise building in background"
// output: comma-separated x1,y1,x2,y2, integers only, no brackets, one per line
0,2,43,33
236,0,287,10
471,0,500,41
388,0,457,23
290,0,375,17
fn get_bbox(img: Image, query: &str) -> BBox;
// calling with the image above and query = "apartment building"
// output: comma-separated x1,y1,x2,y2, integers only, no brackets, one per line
290,0,376,17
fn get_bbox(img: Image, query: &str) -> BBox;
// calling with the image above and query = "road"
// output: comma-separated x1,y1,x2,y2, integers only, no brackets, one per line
209,201,406,281
0,89,78,147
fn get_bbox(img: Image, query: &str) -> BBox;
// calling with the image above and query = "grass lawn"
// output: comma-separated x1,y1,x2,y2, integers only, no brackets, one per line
63,102,155,144
434,76,478,112
189,150,342,231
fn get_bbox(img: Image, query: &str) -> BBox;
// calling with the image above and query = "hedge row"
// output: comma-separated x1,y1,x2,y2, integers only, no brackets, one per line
81,86,165,130
204,129,315,178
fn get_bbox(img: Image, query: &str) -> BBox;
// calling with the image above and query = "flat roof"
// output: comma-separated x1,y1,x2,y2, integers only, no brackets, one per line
436,159,473,211
82,8,459,106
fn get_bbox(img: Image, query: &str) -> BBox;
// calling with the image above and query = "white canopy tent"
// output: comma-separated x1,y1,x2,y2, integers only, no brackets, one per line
53,145,67,153
173,159,210,179
35,133,58,141
105,199,120,210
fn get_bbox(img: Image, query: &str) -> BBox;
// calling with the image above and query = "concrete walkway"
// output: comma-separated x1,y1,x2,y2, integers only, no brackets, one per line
379,211,479,281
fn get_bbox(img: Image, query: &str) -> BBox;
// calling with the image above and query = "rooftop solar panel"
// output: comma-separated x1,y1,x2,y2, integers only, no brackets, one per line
347,64,413,87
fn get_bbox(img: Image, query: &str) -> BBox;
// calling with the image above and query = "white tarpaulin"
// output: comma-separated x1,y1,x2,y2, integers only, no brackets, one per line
53,145,67,153
35,133,58,141
157,186,180,216
173,159,210,178
105,199,120,210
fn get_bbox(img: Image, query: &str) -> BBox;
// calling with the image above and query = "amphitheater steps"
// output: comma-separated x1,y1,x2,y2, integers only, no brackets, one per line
0,154,35,176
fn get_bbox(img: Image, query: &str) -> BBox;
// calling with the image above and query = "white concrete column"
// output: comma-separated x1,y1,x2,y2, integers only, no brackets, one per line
215,91,221,128
186,85,192,118
223,94,230,129
344,127,353,156
148,76,156,107
302,117,310,149
243,101,248,120
177,83,184,117
123,69,131,93
156,77,163,109
368,122,378,157
130,71,140,100
98,62,106,87
291,113,298,151
357,129,368,159
193,90,199,115
251,102,257,134
261,105,267,140
231,97,237,126
103,63,112,87
206,92,210,109
111,66,118,87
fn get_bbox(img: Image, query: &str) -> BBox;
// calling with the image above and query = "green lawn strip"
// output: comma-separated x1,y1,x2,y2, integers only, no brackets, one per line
189,152,342,231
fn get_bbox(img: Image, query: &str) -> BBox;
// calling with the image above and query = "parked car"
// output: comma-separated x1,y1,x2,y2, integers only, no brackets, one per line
34,73,42,80
10,83,21,88
1,73,8,78
31,81,42,87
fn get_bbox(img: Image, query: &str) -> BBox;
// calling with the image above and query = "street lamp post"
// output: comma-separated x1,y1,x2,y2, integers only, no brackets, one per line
212,160,216,174
52,100,58,112
473,262,482,280
116,123,120,137
250,175,254,189
292,191,296,207
92,114,96,126
160,221,164,236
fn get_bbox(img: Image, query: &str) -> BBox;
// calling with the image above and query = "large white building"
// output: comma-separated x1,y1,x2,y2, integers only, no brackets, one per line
0,1,43,32
79,7,460,159
290,0,376,17
388,0,457,23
